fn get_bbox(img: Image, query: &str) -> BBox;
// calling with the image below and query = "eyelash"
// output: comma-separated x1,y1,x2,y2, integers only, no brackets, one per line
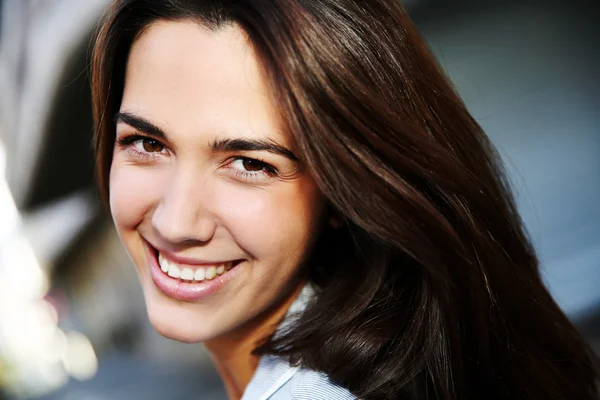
116,133,279,182
116,134,166,161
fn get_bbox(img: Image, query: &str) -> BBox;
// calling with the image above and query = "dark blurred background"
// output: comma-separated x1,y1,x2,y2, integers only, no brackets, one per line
0,0,598,399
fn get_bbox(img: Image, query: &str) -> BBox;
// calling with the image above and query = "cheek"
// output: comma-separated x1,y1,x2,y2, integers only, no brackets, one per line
213,179,323,261
109,162,164,230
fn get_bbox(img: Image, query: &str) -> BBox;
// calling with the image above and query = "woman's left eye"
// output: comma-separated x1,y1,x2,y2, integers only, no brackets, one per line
228,157,277,178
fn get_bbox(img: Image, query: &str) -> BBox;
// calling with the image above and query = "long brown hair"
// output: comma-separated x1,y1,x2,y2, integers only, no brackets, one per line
91,1,599,399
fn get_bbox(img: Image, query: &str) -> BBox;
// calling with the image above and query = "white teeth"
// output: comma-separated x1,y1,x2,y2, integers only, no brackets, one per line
205,266,216,280
158,253,169,273
180,268,194,281
194,268,205,281
158,252,233,281
167,264,181,278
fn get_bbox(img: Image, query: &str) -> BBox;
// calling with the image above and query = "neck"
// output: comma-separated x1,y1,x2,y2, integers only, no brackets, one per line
205,281,305,400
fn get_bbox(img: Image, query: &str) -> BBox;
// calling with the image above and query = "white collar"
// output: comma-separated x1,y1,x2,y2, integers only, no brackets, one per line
241,284,315,400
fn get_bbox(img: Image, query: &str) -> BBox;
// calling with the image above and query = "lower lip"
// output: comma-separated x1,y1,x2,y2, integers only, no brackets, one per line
146,243,242,302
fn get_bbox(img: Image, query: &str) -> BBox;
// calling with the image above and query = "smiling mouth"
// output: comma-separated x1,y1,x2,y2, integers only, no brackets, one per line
149,246,240,283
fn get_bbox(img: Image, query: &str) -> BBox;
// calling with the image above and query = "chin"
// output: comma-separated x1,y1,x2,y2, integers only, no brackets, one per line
150,318,207,344
144,292,221,344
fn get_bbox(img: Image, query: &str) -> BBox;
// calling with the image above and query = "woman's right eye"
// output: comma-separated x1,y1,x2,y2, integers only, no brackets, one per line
133,137,165,153
116,134,168,158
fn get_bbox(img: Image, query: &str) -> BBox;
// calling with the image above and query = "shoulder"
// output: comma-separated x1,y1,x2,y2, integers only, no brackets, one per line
270,368,357,400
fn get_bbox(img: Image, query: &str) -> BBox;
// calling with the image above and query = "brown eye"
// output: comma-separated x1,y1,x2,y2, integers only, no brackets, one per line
242,158,267,172
228,157,277,181
142,138,164,153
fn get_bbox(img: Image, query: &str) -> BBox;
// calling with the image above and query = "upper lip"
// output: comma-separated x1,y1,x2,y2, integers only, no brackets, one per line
145,240,235,266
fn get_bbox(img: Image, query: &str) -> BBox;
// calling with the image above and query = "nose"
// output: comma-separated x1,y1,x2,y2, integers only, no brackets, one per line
151,169,217,245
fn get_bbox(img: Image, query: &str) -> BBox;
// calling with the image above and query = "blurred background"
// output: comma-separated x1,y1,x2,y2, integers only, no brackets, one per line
0,0,598,399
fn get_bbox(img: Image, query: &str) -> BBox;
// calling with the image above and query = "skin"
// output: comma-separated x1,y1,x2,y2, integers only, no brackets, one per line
109,20,324,398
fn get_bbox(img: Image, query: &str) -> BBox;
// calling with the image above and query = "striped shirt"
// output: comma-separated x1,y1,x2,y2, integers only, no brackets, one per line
241,356,356,400
241,285,357,400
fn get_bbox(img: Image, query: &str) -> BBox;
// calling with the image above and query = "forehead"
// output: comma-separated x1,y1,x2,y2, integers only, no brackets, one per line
121,20,285,145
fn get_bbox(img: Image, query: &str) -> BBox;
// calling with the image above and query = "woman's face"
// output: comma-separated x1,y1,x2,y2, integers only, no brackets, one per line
109,20,324,343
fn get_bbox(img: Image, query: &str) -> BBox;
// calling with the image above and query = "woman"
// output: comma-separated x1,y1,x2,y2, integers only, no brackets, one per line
91,0,599,399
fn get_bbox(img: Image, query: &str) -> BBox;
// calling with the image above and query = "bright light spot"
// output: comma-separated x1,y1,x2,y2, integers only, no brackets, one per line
0,302,58,359
39,328,68,364
0,139,5,178
43,299,59,325
37,361,69,392
0,140,18,239
0,182,19,240
0,236,49,298
62,331,98,381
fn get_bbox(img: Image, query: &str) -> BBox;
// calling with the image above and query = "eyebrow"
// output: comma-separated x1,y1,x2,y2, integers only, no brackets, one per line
115,112,168,140
114,111,297,160
211,138,297,161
